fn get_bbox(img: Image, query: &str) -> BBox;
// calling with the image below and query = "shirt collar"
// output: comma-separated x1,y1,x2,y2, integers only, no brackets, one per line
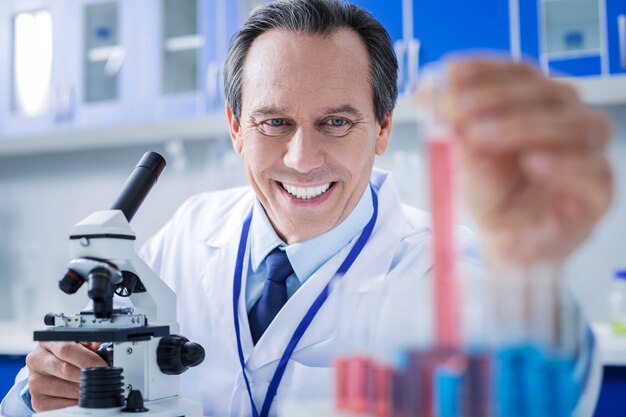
249,185,374,283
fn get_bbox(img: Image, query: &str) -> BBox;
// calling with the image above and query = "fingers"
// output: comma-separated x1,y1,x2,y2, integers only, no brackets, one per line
26,342,108,413
26,342,107,388
461,105,610,153
39,341,108,371
30,394,77,413
521,149,614,215
28,372,79,401
442,59,612,153
448,59,542,87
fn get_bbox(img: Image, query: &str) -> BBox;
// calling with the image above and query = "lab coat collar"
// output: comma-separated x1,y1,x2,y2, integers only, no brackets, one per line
199,187,256,248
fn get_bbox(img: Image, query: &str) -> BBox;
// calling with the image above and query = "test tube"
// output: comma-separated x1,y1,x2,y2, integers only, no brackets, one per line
418,64,500,417
491,264,582,417
527,264,581,417
416,64,462,352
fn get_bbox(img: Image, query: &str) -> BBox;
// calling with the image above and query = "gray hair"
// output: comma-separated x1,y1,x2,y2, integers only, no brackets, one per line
223,0,398,124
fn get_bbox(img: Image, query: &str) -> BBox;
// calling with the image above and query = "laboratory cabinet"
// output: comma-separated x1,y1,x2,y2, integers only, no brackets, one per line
354,0,512,97
0,0,244,141
65,0,142,129
356,0,626,81
519,0,626,78
140,0,243,122
606,0,626,74
0,0,141,135
354,0,511,65
0,0,66,137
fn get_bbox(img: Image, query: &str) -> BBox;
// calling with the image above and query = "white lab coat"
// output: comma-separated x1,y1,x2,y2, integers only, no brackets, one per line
139,168,478,417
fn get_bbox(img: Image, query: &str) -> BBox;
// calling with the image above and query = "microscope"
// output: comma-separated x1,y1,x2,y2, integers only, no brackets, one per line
33,152,206,416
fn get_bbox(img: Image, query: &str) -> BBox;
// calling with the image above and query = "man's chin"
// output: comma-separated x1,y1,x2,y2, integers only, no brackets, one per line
279,216,336,243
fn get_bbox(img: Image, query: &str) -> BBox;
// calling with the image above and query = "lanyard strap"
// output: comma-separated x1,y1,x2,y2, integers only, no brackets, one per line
232,185,379,417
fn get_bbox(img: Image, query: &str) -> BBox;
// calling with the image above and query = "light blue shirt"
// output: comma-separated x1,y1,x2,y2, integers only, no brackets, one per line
245,185,373,312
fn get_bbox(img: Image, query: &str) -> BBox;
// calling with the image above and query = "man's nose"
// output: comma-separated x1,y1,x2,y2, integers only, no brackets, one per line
283,128,325,173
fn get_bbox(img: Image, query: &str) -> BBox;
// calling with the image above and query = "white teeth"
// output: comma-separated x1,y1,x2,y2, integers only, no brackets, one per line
282,182,331,200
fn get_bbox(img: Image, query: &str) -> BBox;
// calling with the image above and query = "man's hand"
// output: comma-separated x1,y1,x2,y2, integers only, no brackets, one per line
25,341,107,412
444,59,613,268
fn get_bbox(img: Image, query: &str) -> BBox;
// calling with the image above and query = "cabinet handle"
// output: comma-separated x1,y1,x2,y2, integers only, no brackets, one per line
394,40,406,94
205,62,221,106
407,38,421,94
54,83,75,122
617,14,626,68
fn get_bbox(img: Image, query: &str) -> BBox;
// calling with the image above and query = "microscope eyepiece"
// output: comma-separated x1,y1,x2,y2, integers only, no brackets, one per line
110,151,167,222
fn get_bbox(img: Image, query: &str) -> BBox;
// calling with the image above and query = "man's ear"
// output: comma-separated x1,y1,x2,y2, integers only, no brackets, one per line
375,112,392,156
226,102,243,156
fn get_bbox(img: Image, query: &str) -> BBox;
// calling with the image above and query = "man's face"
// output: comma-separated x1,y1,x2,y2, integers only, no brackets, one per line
227,29,392,243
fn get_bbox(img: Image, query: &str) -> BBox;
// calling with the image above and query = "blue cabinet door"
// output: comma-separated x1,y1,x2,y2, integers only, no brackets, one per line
606,0,626,74
142,0,227,122
519,0,604,77
351,0,404,45
351,0,510,95
519,0,541,62
412,0,511,66
66,0,143,129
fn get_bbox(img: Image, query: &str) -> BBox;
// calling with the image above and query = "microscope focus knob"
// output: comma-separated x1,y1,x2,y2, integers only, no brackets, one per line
122,390,149,413
157,335,205,375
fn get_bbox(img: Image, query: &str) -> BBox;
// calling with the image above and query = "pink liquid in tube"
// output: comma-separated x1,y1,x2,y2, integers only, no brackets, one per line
427,136,461,350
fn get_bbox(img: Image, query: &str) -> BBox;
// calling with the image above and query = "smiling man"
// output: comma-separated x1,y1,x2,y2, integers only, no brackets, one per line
228,28,391,244
1,0,613,416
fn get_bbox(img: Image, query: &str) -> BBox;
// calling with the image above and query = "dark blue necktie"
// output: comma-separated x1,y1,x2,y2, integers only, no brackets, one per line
248,248,294,344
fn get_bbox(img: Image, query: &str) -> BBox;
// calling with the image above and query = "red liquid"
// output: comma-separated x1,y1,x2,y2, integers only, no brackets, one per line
334,356,349,411
427,138,460,350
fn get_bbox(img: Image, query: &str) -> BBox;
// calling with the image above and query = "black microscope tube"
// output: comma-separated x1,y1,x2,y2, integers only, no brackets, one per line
111,152,166,222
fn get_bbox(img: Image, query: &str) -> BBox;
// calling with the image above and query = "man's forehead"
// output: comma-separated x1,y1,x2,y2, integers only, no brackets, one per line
240,29,373,115
242,29,369,79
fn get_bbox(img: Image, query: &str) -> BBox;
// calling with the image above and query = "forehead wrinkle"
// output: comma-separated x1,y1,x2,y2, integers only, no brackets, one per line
249,105,289,117
321,104,364,118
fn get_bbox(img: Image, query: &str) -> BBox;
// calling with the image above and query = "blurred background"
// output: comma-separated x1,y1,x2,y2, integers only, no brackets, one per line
0,0,625,397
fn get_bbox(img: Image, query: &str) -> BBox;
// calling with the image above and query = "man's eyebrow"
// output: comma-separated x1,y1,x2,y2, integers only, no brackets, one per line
249,106,288,117
322,105,364,117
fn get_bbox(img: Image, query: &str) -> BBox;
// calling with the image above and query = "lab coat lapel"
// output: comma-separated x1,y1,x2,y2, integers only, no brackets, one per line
199,191,256,363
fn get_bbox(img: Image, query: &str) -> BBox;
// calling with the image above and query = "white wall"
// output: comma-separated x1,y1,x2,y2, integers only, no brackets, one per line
0,103,624,332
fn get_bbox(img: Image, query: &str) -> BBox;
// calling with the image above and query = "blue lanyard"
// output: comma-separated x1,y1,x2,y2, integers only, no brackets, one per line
232,184,379,417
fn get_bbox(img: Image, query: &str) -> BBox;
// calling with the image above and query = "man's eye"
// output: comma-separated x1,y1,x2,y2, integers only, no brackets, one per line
264,119,286,127
256,118,292,136
319,117,352,136
327,118,347,127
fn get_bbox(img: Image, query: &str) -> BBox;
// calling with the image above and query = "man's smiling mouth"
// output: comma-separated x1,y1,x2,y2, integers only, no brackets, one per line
280,182,334,200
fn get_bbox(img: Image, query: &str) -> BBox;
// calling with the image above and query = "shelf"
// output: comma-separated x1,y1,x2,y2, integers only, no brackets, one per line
568,74,626,106
0,77,622,159
0,97,418,158
593,323,626,366
0,112,231,158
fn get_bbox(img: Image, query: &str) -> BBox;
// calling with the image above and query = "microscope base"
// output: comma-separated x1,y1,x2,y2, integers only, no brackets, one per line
34,396,204,417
